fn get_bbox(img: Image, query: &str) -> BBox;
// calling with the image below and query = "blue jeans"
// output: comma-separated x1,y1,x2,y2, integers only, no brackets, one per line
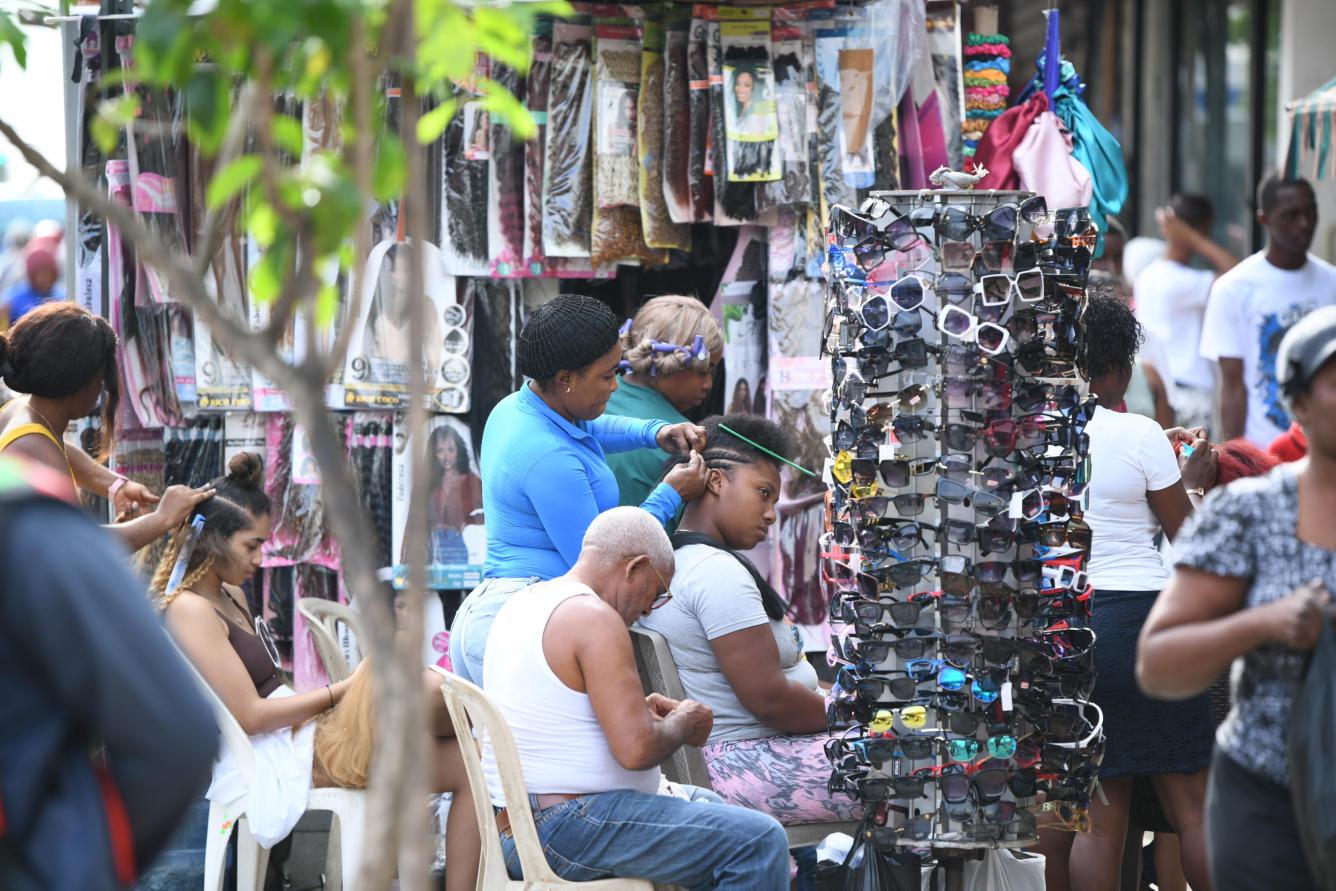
447,575,540,685
500,789,789,889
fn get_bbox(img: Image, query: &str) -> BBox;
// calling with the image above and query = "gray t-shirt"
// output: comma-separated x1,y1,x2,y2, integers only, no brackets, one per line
637,543,819,743
1174,464,1336,785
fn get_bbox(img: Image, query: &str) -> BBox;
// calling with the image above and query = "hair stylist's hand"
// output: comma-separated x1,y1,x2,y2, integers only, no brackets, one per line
667,698,714,747
113,480,160,521
1179,437,1218,491
657,422,707,454
1164,426,1207,448
1260,579,1331,651
664,450,707,501
155,484,216,528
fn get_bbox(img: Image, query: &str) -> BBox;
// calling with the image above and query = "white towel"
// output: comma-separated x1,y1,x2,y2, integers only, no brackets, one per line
205,687,316,847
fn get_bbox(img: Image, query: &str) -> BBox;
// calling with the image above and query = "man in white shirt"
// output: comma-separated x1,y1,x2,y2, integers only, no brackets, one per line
480,506,789,888
1200,175,1336,446
1133,194,1239,432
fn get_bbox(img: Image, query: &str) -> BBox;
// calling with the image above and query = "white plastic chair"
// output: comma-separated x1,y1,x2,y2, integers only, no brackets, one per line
433,668,681,890
178,652,369,891
297,597,364,683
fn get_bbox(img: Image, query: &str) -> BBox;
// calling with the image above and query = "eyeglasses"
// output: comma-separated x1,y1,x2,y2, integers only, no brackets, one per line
649,566,674,611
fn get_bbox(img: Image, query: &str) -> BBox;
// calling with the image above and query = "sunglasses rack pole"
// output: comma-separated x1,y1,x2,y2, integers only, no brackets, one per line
823,188,1105,879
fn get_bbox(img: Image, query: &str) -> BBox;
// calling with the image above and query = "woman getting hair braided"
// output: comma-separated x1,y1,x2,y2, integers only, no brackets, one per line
448,294,709,686
159,452,484,891
640,414,861,825
606,294,723,508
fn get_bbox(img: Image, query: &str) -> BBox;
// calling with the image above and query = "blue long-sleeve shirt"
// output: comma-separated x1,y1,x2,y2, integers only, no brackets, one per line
481,383,682,580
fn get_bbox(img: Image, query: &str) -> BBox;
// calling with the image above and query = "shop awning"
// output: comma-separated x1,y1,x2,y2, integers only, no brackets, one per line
1285,75,1336,180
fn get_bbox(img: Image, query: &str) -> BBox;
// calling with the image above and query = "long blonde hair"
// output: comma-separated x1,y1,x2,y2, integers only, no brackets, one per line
313,661,376,788
621,295,723,378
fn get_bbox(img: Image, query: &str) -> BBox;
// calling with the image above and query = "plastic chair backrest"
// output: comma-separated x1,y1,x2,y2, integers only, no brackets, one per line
173,639,258,788
434,669,565,885
296,597,361,683
629,627,713,789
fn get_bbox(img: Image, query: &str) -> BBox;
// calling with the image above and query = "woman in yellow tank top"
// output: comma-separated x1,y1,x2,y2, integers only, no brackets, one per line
0,302,212,552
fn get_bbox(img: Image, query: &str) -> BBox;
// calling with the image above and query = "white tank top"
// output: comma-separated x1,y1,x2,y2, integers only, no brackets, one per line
480,581,661,805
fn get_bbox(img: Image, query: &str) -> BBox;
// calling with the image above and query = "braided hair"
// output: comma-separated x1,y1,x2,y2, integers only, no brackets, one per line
664,414,796,620
518,294,621,386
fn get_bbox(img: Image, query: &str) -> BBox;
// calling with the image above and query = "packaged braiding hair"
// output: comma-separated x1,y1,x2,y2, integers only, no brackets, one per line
523,18,554,275
661,6,694,225
720,8,781,185
592,14,643,211
439,72,492,277
262,414,340,570
543,19,596,258
638,12,690,251
349,413,394,571
164,415,224,489
684,10,714,222
705,9,758,223
757,8,813,212
488,62,527,276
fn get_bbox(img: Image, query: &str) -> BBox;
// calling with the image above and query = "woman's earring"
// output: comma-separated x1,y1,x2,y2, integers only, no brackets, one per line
564,385,572,394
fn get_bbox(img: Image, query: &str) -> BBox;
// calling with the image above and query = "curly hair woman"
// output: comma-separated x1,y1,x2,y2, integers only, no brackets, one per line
1038,295,1217,891
606,295,723,508
159,453,482,891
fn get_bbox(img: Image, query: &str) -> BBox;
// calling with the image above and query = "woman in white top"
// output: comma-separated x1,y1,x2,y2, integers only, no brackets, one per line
1046,296,1217,891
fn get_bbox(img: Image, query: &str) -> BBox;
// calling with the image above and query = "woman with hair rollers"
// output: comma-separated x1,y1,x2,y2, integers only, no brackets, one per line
0,302,212,552
448,294,708,686
639,414,860,823
1038,294,1217,891
160,452,483,891
606,294,723,508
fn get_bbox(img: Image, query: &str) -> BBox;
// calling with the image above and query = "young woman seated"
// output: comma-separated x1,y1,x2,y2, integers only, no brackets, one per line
157,452,480,891
639,414,859,824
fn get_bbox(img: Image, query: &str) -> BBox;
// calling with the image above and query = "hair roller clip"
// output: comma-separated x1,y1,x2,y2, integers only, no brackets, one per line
619,318,633,337
649,339,681,354
616,359,632,374
689,334,707,363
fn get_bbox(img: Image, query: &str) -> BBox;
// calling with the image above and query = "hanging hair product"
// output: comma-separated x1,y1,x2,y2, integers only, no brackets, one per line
720,8,781,185
488,63,527,276
661,6,694,225
706,10,758,222
593,17,643,210
638,14,690,251
685,10,714,222
523,19,554,275
439,77,491,275
757,9,813,211
543,20,595,258
962,32,1011,159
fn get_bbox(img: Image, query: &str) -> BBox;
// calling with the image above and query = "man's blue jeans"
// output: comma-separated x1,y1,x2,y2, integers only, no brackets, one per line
500,789,790,890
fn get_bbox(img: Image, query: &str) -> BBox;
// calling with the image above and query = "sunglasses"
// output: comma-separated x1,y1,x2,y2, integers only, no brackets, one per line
943,733,1019,763
977,269,1046,306
937,306,1011,355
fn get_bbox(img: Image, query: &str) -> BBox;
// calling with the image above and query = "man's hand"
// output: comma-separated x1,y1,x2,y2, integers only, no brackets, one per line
1157,206,1198,248
667,698,714,748
657,422,707,454
646,692,681,718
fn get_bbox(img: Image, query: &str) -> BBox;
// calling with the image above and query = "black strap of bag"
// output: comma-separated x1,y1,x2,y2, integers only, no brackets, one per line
669,531,794,621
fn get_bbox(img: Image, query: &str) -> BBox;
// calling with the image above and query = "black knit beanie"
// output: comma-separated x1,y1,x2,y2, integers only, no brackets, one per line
518,294,621,381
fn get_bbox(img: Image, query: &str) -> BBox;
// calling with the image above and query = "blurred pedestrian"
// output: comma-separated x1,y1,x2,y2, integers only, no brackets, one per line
1200,174,1336,447
1139,305,1336,891
0,451,217,890
0,218,32,298
0,244,63,330
1134,194,1239,432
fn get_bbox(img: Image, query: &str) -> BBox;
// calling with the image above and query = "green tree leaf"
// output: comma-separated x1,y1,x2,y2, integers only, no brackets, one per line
0,12,26,69
206,155,264,210
415,99,457,145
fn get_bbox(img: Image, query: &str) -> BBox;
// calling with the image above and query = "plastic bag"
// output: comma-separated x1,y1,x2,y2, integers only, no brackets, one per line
1289,615,1336,890
439,87,491,275
720,8,781,183
706,12,758,222
544,21,595,256
758,17,813,210
488,63,527,275
639,15,690,250
523,20,554,275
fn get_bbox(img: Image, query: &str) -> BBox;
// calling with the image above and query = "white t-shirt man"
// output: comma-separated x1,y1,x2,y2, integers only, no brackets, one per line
1133,257,1216,391
1200,251,1336,446
1084,406,1181,591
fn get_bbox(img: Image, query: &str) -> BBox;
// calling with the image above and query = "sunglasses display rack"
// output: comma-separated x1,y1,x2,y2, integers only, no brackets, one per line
821,189,1106,872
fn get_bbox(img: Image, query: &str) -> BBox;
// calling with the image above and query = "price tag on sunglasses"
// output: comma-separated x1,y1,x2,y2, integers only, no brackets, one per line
1001,680,1013,712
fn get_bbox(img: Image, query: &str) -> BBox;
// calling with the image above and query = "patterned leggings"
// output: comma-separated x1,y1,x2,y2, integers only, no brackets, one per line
703,732,864,825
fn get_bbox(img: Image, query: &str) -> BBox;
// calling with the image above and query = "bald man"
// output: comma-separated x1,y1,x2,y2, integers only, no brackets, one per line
479,506,789,889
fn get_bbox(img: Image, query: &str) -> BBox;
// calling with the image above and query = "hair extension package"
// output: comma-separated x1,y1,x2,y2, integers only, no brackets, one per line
487,63,527,276
523,18,554,274
703,6,756,224
348,412,394,570
661,5,695,225
543,18,595,258
638,10,690,251
684,9,714,222
439,61,493,277
757,3,824,212
720,7,781,185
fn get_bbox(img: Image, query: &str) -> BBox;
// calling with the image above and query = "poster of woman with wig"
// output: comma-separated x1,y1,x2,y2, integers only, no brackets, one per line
392,415,486,587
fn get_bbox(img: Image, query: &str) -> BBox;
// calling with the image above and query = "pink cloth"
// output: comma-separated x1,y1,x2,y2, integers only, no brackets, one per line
703,732,863,824
1012,109,1094,208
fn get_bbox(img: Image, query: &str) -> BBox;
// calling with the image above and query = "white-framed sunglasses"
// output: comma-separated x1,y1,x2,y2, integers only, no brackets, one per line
936,305,1011,356
976,269,1046,307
